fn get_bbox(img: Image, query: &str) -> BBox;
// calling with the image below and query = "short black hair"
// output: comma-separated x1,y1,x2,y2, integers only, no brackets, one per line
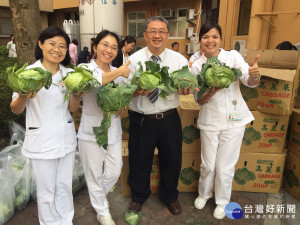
199,22,222,40
72,39,79,45
120,35,136,48
83,46,88,50
93,30,120,49
172,42,179,48
35,26,71,66
144,16,169,32
276,41,297,50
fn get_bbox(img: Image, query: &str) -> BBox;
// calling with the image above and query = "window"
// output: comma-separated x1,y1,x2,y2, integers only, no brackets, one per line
127,11,145,38
237,0,252,35
0,18,14,35
161,8,189,38
201,0,220,25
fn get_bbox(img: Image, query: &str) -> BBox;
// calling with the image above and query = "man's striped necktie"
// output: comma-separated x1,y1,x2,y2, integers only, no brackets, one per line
148,55,160,103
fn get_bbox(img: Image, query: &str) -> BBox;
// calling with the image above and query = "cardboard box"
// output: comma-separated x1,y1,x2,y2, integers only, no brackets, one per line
178,152,201,192
241,50,299,116
121,141,160,196
284,153,300,201
232,152,286,193
288,108,300,158
72,106,82,131
178,96,201,153
241,111,289,153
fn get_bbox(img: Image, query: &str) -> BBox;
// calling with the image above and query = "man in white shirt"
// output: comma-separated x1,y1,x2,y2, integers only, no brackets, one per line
126,16,189,216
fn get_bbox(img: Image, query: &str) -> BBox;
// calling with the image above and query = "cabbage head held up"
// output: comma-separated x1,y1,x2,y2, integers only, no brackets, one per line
62,64,100,101
131,61,172,99
93,82,137,150
196,56,242,98
4,64,52,94
169,65,198,92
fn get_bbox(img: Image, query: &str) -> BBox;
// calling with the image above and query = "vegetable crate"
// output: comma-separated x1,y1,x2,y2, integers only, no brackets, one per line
288,108,300,158
284,152,300,201
232,152,286,193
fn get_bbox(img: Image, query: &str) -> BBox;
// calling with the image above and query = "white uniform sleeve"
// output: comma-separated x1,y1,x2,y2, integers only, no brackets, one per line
12,92,19,101
191,58,202,76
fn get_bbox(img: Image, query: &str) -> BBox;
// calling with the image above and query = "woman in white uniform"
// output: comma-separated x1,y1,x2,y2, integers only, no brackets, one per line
77,30,130,225
10,27,81,225
191,22,261,219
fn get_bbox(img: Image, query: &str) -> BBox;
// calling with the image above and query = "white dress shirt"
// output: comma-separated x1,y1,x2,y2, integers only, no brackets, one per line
127,47,188,114
77,61,125,144
191,49,257,131
12,60,76,159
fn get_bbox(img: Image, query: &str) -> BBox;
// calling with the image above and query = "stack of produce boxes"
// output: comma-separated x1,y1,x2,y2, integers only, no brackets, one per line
234,49,300,195
120,95,202,196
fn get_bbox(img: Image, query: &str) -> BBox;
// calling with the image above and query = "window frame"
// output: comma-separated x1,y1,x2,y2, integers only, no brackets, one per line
127,11,146,38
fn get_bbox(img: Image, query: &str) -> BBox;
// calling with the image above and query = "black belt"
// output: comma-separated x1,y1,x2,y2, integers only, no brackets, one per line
142,108,177,119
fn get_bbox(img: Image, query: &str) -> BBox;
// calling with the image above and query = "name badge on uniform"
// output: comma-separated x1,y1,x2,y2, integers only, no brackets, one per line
58,81,68,93
229,100,242,121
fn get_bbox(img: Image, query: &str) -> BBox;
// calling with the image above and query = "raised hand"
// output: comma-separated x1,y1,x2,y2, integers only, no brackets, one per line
249,54,260,80
119,61,131,78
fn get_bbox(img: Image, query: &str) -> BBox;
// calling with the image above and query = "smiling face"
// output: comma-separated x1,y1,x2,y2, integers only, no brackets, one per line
124,41,135,53
38,36,68,65
144,20,169,55
200,28,221,58
94,34,118,65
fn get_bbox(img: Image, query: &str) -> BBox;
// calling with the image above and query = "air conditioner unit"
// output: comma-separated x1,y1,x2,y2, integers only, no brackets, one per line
161,9,175,18
190,36,200,54
186,27,194,39
186,43,191,54
233,40,247,57
186,9,195,20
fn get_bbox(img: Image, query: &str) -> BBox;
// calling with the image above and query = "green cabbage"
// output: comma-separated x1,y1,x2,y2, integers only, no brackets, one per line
4,63,52,94
62,65,100,101
196,56,242,98
182,125,200,144
180,167,200,185
243,127,261,145
125,211,142,225
286,169,299,188
93,82,137,150
0,202,13,225
131,61,171,99
234,167,256,185
169,65,198,92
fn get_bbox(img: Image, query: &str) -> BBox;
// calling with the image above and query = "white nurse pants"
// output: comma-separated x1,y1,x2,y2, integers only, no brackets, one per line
198,126,245,206
78,139,122,216
31,151,75,225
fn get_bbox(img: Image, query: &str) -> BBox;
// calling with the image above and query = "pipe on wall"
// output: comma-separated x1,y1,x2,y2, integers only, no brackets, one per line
247,0,265,50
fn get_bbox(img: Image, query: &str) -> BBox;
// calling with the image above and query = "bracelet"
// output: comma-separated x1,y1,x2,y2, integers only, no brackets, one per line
252,74,261,81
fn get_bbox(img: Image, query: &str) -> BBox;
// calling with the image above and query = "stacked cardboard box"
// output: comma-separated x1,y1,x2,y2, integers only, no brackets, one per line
234,49,300,195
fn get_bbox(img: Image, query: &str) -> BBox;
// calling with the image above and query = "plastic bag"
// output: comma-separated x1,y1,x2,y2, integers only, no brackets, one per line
8,121,25,145
1,143,31,210
72,151,85,194
0,156,15,225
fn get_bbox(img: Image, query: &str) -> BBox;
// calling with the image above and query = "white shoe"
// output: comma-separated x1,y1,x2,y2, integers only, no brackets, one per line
97,215,116,225
194,196,207,209
213,205,225,220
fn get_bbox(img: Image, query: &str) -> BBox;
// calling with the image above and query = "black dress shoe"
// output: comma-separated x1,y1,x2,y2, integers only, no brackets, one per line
129,202,142,213
167,200,182,215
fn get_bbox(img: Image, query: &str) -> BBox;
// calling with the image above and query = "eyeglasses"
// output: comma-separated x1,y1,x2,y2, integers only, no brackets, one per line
43,40,68,52
99,42,118,52
145,30,169,36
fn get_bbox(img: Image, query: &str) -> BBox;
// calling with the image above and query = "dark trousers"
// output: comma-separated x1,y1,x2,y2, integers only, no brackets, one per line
128,109,182,204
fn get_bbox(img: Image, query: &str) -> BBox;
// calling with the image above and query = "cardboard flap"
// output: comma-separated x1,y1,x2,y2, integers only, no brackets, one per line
260,67,296,82
246,49,299,69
